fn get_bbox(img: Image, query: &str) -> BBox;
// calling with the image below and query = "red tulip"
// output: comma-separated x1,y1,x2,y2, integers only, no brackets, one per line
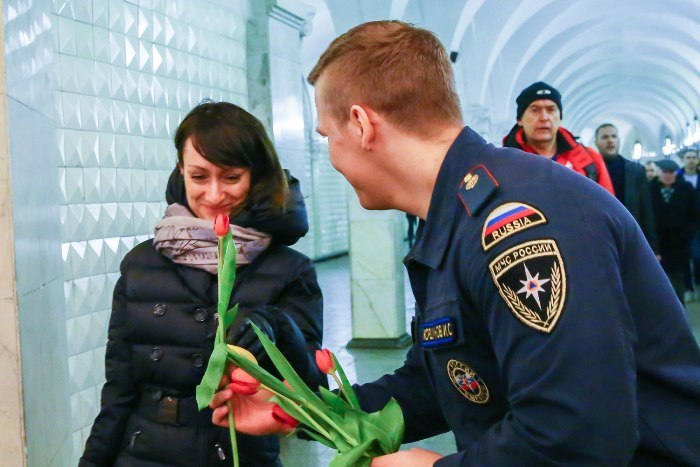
228,368,260,395
315,349,335,375
213,213,230,237
271,404,299,428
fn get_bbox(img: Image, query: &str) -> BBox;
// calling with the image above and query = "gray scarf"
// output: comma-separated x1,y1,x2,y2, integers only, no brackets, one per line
153,204,272,274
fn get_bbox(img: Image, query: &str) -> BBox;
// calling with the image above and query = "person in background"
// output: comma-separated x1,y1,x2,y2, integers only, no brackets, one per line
594,123,658,253
79,101,326,467
210,21,700,466
650,158,700,304
503,81,614,195
677,147,700,301
645,160,659,181
406,213,418,247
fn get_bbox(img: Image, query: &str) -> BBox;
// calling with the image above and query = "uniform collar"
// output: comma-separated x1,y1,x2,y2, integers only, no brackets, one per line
406,126,488,269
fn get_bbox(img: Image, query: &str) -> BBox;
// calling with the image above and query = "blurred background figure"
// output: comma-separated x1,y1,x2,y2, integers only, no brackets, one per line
503,82,614,195
594,123,658,254
406,213,418,247
678,147,700,302
645,161,660,182
650,159,700,304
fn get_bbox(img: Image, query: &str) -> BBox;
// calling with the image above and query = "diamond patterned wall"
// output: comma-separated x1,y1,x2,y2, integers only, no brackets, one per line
53,0,250,463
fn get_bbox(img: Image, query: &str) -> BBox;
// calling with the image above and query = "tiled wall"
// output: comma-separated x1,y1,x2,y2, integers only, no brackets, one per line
3,0,74,464
51,0,249,462
2,0,351,463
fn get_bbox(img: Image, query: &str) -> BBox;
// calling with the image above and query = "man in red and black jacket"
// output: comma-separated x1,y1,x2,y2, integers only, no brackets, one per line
503,81,614,195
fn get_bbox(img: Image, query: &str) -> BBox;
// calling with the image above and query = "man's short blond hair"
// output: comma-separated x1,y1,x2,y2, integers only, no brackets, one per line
308,21,463,136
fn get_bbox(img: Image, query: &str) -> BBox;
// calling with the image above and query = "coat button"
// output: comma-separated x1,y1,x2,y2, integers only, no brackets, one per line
194,308,208,322
151,347,163,361
192,353,204,368
153,303,166,316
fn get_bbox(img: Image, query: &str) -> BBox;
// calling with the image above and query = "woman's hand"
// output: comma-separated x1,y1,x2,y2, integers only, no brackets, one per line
209,367,292,436
370,448,442,466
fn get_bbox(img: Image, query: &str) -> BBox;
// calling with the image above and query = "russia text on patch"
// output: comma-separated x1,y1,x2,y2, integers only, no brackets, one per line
482,202,546,251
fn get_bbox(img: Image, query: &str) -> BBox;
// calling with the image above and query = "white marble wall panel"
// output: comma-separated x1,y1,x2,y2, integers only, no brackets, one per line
348,189,408,343
48,0,250,463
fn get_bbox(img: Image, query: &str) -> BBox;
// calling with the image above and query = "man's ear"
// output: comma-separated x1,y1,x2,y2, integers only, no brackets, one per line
516,119,523,127
350,104,374,150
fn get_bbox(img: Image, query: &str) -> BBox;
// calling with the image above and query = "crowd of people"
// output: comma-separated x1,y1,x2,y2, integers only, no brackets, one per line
504,80,700,307
80,19,700,467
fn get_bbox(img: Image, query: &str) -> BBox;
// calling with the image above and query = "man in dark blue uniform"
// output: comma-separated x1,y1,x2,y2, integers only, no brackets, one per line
211,21,700,465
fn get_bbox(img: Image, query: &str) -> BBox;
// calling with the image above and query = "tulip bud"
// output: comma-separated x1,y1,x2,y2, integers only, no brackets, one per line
229,368,260,395
271,404,299,428
213,213,230,237
227,344,258,365
315,349,335,375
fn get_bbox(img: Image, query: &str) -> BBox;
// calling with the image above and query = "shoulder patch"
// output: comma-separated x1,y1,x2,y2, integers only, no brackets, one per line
488,239,567,333
458,165,498,217
482,202,547,251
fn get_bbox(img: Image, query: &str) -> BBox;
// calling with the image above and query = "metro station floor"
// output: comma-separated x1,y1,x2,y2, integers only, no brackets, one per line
280,253,700,465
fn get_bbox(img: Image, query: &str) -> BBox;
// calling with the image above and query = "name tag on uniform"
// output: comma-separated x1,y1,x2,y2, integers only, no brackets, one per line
420,317,457,348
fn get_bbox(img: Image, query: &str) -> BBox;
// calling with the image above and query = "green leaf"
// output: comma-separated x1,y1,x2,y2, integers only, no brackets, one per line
222,303,238,330
225,348,301,404
249,323,327,412
217,232,236,316
298,428,337,450
271,396,332,439
331,353,361,409
318,387,351,415
329,438,376,467
195,343,228,410
365,398,404,452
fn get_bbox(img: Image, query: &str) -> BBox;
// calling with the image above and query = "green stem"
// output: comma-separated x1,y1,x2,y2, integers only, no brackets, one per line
227,401,239,467
262,383,358,447
331,373,352,404
261,384,332,440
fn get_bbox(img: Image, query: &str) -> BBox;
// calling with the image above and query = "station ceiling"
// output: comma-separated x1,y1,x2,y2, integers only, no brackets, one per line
302,0,700,154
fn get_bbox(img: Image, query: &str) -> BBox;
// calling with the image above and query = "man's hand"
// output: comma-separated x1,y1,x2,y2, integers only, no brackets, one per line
370,448,442,466
210,367,293,435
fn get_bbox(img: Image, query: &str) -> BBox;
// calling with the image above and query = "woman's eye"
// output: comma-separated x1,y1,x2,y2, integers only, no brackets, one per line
225,175,241,183
190,174,206,181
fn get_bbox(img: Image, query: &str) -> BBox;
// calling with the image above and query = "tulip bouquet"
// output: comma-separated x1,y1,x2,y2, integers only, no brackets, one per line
196,214,404,467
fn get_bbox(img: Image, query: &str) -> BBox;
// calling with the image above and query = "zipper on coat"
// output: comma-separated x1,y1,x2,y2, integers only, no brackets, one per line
129,428,142,448
214,443,226,461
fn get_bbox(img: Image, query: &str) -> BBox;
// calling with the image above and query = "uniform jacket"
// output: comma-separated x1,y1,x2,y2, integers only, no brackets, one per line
357,127,700,466
650,177,700,269
503,125,615,195
80,173,324,467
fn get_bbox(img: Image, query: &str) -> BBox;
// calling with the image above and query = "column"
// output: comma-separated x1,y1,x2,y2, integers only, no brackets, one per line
246,0,315,257
347,190,411,348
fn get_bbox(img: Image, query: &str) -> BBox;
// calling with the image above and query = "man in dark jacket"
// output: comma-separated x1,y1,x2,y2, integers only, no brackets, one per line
677,147,700,300
651,158,700,303
594,123,658,253
211,21,700,466
503,81,615,195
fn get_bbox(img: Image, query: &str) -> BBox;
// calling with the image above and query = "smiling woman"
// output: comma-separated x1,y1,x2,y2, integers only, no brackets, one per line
79,101,327,467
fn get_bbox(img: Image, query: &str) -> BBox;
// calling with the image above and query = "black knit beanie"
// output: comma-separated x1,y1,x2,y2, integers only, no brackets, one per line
516,81,562,120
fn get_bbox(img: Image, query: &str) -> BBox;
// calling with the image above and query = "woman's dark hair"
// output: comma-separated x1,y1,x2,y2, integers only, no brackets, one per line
174,101,287,210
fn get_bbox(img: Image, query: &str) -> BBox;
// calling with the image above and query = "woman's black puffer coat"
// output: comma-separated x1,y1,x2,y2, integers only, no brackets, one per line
79,171,325,466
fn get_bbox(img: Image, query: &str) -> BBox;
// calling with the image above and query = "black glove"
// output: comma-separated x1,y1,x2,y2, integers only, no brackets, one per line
227,307,277,363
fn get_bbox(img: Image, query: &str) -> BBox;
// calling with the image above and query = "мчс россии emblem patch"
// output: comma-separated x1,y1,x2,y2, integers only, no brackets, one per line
488,239,567,333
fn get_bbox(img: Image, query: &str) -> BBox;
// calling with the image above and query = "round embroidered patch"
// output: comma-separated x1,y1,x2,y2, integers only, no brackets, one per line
447,359,490,404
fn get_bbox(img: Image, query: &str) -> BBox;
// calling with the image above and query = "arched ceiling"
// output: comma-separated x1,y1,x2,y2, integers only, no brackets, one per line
302,0,700,154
